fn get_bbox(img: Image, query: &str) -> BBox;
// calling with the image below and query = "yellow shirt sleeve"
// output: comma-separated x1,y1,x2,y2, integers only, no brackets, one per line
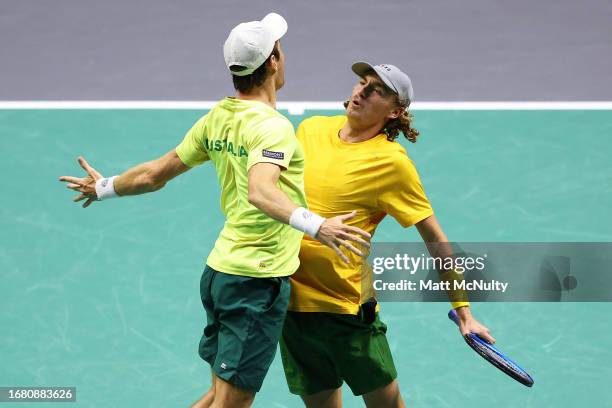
246,117,296,171
175,114,210,167
376,151,433,227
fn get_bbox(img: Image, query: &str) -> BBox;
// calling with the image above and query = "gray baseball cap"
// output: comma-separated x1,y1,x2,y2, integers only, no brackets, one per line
351,62,414,106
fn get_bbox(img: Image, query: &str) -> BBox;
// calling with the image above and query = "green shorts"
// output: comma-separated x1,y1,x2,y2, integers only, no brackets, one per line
280,311,397,396
198,265,290,392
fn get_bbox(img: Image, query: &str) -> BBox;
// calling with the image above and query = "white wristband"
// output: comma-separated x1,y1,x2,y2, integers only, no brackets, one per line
95,176,118,201
289,207,326,238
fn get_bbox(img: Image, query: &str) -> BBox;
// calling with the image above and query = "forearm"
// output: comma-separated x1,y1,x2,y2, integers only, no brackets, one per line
416,215,469,307
248,182,299,224
112,150,190,197
418,220,453,269
428,243,470,307
247,163,326,238
114,160,166,196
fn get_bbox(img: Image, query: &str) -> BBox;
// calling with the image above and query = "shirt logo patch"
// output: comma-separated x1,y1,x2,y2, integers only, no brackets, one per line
262,150,284,160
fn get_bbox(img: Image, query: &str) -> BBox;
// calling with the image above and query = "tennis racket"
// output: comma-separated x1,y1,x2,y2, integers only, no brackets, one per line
448,309,534,387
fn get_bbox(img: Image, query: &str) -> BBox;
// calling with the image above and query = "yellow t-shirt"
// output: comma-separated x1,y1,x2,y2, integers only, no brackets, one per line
176,97,307,278
289,115,437,314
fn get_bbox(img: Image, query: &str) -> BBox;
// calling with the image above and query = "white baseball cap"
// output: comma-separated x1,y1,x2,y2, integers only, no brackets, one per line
223,13,288,77
352,62,414,106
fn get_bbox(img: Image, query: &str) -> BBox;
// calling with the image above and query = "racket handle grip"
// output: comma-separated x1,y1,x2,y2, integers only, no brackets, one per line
448,309,460,326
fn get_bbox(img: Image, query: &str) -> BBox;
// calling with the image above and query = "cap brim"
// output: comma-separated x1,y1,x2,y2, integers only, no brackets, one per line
351,61,374,78
262,12,287,41
351,61,399,95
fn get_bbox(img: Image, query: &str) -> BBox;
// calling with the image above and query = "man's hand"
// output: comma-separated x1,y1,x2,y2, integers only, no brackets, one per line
58,156,104,208
315,210,371,264
455,306,496,344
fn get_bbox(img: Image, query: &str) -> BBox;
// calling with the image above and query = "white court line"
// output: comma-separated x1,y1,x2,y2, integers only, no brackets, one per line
1,101,612,115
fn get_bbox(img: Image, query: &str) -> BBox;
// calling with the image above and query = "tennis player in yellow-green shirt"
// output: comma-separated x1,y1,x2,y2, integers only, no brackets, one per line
59,13,370,408
280,62,497,408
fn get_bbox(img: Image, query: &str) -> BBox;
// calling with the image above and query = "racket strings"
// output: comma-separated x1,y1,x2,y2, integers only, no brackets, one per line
466,336,532,384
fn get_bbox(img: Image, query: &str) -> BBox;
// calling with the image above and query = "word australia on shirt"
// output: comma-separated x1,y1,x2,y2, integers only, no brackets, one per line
205,137,248,157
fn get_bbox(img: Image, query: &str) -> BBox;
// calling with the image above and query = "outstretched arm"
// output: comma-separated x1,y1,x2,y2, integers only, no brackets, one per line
416,214,496,344
248,162,371,263
59,149,191,208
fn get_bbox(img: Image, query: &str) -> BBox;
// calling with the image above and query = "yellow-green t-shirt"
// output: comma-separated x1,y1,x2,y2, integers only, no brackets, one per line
289,115,436,314
176,97,307,278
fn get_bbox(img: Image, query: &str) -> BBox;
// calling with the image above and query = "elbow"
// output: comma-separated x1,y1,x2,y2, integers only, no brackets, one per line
247,189,262,208
248,183,268,209
248,176,276,210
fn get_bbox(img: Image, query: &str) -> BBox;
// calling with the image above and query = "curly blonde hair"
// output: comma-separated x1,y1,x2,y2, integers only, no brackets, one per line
382,95,419,143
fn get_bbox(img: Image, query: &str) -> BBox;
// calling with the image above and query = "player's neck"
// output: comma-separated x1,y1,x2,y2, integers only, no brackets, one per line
339,120,383,143
236,80,277,109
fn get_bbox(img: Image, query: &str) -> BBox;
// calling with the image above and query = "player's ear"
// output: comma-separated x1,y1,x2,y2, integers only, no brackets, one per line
387,106,404,120
267,54,278,75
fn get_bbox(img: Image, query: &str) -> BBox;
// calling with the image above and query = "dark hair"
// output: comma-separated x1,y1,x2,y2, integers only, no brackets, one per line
231,43,280,93
343,94,420,143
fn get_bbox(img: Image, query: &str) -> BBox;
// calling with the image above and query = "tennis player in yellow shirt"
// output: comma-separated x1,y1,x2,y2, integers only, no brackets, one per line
280,62,496,407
